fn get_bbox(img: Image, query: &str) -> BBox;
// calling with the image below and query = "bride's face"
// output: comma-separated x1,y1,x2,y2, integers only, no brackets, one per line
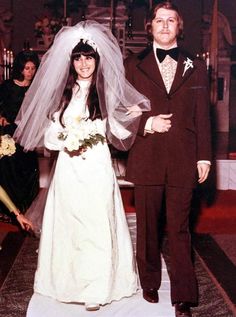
73,54,96,81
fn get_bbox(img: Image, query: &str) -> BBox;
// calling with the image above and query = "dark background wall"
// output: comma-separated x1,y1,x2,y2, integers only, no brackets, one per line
1,0,236,55
1,0,236,132
1,0,45,53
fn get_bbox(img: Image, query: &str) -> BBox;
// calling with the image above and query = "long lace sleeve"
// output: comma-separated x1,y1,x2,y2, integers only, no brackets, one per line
44,112,65,151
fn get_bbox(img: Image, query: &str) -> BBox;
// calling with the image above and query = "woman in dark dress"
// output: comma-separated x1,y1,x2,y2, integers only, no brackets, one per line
0,50,40,218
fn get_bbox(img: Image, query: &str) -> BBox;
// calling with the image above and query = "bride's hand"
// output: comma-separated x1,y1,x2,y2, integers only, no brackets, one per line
64,147,86,157
126,105,142,115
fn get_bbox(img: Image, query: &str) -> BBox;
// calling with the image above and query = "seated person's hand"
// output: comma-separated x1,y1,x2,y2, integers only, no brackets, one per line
0,116,10,126
16,213,34,231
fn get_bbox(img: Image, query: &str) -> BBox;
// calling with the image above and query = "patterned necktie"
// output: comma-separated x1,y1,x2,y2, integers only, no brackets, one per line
156,47,179,63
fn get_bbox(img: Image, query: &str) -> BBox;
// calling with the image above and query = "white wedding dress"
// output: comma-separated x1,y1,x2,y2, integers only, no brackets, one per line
34,80,138,305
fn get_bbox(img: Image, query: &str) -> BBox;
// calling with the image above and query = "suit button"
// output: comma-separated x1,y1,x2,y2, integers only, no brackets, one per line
166,94,171,100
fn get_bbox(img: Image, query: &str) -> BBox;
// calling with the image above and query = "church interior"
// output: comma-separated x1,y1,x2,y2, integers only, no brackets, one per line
0,1,236,317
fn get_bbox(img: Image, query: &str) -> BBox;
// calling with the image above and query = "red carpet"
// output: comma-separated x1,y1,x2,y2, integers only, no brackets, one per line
1,189,235,235
0,221,19,232
120,188,236,234
194,190,236,234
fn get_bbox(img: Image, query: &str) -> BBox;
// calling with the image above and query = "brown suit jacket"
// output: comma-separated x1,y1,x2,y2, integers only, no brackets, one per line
125,47,212,188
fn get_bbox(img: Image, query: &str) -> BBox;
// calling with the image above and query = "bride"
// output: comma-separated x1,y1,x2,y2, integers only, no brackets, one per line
14,21,150,311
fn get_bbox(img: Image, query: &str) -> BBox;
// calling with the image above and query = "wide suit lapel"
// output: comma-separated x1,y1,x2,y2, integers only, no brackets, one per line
136,49,166,92
136,49,195,95
169,52,195,95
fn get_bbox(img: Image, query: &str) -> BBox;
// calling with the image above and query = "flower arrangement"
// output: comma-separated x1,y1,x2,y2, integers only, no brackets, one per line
0,134,16,158
34,16,62,38
58,117,106,157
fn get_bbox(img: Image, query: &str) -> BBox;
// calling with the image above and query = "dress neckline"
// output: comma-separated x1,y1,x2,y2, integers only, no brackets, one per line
76,80,91,89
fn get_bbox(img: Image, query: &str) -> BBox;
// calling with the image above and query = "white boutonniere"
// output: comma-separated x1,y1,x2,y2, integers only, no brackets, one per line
182,57,193,77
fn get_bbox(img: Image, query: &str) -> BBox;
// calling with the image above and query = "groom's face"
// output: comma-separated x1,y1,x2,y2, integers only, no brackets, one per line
151,8,179,49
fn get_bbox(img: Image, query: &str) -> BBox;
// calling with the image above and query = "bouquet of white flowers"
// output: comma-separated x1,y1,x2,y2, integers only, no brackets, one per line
0,134,16,158
58,117,106,155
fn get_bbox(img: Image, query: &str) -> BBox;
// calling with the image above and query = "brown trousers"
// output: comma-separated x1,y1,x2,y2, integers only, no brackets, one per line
134,185,198,304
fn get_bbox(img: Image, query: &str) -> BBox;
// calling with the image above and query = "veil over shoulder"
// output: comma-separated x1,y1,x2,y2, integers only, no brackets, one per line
14,20,150,151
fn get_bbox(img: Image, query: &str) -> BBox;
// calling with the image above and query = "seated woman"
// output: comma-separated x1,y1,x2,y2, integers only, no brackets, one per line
0,50,40,219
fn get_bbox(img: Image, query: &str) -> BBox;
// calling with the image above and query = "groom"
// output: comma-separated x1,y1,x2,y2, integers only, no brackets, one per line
125,2,211,317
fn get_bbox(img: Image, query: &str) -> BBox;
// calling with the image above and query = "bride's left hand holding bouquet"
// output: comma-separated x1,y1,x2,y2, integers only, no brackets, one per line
58,116,106,158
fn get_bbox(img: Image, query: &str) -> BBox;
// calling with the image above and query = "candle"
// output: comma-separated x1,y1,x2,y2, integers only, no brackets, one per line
2,48,14,80
7,50,10,64
3,48,7,65
7,50,10,79
206,52,210,70
10,51,14,68
3,48,7,80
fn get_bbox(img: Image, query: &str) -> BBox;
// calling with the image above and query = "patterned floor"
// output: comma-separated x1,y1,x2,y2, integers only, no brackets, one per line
0,214,235,316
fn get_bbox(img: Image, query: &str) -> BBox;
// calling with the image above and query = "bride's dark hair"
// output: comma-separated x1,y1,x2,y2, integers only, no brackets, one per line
59,40,101,126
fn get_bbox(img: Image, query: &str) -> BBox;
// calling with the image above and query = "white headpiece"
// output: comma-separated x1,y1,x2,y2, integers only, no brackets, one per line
14,20,150,151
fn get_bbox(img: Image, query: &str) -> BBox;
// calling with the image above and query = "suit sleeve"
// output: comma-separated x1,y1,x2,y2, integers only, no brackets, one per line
195,60,212,161
124,56,152,137
44,112,65,151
